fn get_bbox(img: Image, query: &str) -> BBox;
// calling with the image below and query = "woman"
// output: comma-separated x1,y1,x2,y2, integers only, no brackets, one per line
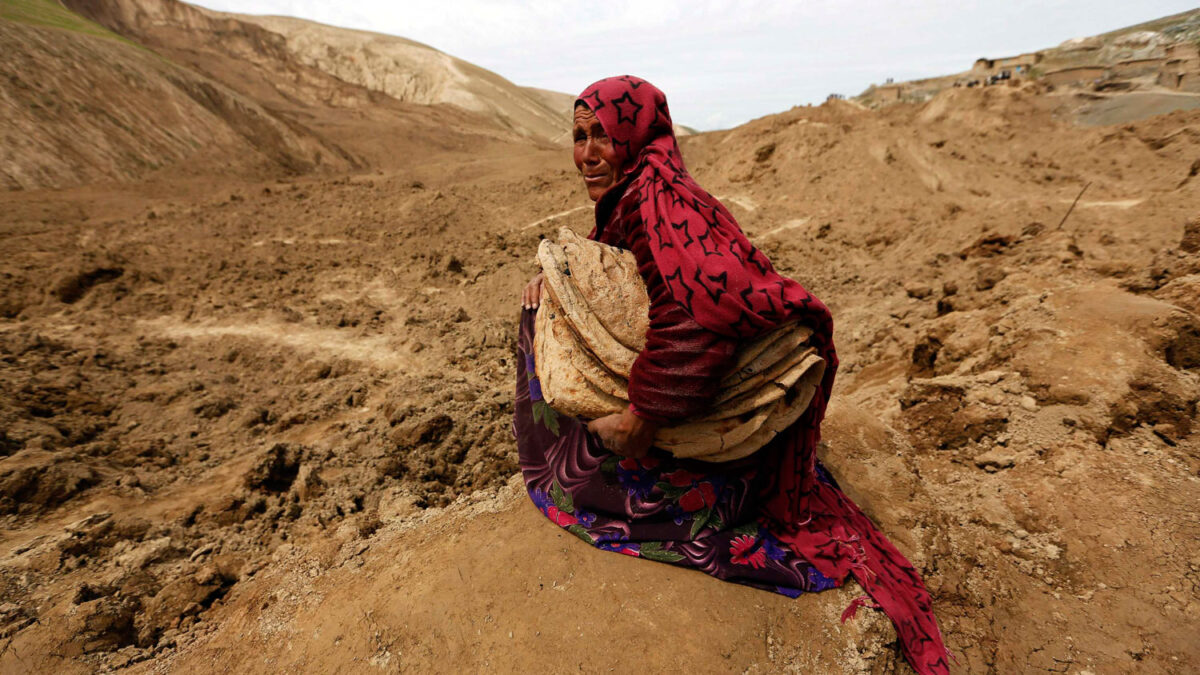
515,76,949,675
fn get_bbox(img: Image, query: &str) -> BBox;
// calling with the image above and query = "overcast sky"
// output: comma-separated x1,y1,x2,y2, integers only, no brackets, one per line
191,0,1198,130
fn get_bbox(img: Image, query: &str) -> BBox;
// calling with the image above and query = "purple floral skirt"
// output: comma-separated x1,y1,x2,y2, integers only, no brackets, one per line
515,310,840,597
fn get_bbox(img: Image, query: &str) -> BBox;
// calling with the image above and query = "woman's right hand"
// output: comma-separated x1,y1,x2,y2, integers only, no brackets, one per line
522,272,545,310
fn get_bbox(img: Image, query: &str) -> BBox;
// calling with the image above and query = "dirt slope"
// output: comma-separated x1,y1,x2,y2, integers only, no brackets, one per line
229,14,572,143
63,0,571,144
0,17,339,190
3,0,570,191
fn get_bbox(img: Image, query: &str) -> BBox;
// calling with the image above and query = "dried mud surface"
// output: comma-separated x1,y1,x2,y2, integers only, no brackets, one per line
2,28,1200,674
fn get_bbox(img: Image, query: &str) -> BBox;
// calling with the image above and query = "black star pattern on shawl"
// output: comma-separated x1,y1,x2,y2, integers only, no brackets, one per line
651,102,671,131
611,91,644,127
773,280,799,314
694,268,727,304
668,188,687,208
693,198,721,230
746,248,770,275
617,75,644,89
579,89,605,111
651,216,674,250
729,310,759,336
669,218,693,248
637,181,654,205
739,285,756,311
756,287,779,318
696,229,720,256
664,267,694,313
611,137,632,159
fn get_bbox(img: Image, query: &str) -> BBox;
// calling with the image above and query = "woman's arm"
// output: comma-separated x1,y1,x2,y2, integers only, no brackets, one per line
588,209,740,455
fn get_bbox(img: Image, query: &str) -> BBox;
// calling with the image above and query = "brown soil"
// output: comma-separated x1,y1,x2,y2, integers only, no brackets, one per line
2,3,1199,674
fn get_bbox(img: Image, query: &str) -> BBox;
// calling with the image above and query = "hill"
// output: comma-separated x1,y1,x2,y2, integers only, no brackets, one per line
1,0,573,190
855,8,1200,126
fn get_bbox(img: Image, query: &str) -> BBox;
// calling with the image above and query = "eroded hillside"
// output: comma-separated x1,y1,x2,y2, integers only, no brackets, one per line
1,0,570,191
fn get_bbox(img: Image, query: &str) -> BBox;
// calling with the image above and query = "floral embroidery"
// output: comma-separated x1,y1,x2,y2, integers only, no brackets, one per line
730,534,767,569
614,456,660,498
659,470,724,536
598,541,641,556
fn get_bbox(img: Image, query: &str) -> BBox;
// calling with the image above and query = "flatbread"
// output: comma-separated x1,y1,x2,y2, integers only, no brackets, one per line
533,227,825,463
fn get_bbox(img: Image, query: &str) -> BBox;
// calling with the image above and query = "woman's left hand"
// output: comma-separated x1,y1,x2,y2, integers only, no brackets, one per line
587,408,658,459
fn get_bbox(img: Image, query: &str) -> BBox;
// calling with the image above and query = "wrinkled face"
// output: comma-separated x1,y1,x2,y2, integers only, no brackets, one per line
573,105,623,201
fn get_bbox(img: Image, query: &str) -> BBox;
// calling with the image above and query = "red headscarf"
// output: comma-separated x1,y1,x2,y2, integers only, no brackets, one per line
578,76,951,675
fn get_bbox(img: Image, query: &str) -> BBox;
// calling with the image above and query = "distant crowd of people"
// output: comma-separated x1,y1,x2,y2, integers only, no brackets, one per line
956,68,1015,88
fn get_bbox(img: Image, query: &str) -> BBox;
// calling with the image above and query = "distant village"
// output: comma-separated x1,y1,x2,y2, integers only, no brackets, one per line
850,28,1200,106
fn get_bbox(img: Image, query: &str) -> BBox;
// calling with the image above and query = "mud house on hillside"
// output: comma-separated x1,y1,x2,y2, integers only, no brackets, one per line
1157,42,1200,92
1164,42,1200,62
1110,57,1168,78
872,85,903,102
1042,66,1107,87
973,52,1043,74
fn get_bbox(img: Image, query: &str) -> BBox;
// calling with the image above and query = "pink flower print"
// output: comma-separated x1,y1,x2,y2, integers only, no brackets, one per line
730,534,767,569
545,506,578,527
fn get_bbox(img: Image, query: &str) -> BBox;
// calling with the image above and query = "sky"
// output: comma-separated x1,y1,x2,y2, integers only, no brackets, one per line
191,0,1199,130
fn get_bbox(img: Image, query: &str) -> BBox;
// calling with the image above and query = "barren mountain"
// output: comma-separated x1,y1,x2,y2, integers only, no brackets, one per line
2,0,572,191
0,11,340,190
1,4,1199,674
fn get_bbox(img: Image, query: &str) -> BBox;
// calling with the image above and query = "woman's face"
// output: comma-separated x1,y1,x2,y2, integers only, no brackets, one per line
573,105,623,201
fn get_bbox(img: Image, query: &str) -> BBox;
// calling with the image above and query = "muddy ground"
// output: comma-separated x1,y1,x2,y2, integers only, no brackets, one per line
1,54,1199,675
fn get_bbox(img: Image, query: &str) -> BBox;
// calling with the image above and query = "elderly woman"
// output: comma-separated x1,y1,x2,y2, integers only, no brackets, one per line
514,76,948,675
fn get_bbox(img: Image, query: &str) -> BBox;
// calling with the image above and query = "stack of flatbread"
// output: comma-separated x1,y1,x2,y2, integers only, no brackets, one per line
534,227,826,463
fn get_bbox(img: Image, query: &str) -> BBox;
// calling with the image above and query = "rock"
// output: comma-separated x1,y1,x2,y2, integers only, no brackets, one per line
291,464,325,502
136,570,232,647
974,448,1017,472
64,597,138,655
900,377,1009,449
904,282,933,299
1182,215,1200,254
975,264,1007,291
960,233,1015,258
390,413,454,447
1044,383,1091,405
243,443,302,492
115,537,176,570
909,334,942,376
1154,274,1200,315
976,370,1005,385
1020,396,1038,412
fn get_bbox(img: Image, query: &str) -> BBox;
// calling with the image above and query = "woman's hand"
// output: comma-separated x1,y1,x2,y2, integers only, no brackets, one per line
587,408,658,459
522,272,545,310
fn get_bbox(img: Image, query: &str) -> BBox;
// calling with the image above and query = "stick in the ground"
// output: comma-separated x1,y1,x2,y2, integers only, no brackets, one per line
1057,181,1092,230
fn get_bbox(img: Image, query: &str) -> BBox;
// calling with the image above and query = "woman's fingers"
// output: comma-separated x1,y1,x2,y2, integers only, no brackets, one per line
521,274,544,310
522,275,545,311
